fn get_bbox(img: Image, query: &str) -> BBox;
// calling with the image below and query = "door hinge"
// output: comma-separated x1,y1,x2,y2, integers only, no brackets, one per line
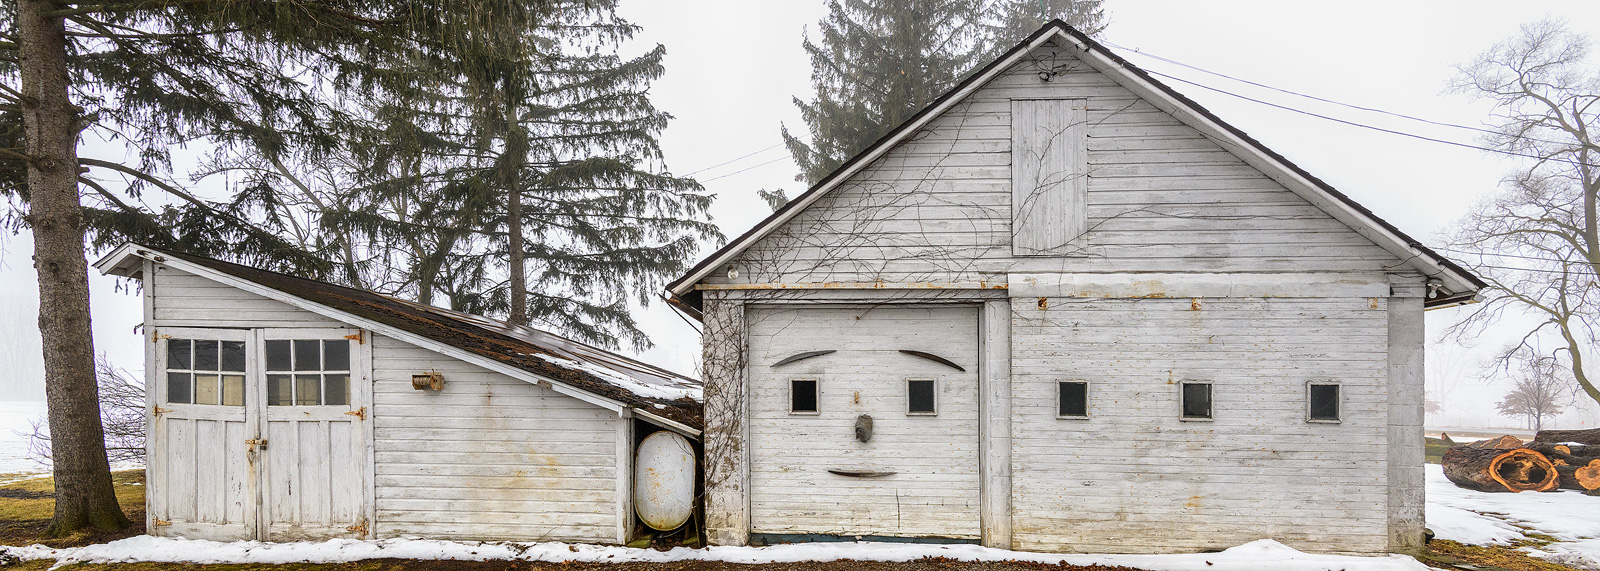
346,521,368,535
344,406,366,420
152,332,171,342
152,407,170,417
344,331,364,344
152,519,171,527
246,438,268,451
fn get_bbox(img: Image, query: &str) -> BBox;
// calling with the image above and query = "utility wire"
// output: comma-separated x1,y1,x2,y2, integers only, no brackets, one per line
684,142,786,177
700,155,792,183
1139,68,1595,169
1100,39,1575,149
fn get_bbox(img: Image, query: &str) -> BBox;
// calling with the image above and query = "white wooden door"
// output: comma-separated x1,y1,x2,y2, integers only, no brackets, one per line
258,329,371,540
150,330,258,540
746,306,982,540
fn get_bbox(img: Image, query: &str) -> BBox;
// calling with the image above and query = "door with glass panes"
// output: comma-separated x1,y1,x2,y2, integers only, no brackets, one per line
151,328,370,541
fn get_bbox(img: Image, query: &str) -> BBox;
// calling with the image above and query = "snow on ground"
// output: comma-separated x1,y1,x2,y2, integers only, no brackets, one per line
0,537,1432,571
1426,463,1600,569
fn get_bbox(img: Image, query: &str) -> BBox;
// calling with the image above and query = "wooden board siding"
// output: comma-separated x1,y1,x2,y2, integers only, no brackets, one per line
150,265,343,329
745,306,981,539
370,334,621,542
719,40,1401,286
1011,98,1087,255
1008,297,1390,554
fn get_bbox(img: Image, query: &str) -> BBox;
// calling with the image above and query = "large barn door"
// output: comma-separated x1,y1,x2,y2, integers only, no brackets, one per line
257,329,372,541
746,306,982,541
150,329,258,540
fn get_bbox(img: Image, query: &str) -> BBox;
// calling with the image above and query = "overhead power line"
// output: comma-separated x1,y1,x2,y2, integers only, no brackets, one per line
684,142,787,178
700,155,792,183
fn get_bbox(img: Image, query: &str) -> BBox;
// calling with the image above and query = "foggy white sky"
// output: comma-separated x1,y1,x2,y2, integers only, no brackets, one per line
1,0,1598,429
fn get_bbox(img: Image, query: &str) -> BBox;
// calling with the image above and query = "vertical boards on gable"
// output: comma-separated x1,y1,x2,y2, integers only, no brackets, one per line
1011,99,1087,256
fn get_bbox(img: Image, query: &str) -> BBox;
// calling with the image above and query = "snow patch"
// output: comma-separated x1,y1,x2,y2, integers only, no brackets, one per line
527,352,699,402
1427,463,1600,569
0,537,1432,571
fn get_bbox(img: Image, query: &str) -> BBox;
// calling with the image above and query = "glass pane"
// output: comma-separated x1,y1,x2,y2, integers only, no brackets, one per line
790,379,817,413
221,375,246,407
1310,385,1340,420
1182,383,1212,419
323,340,350,371
324,374,349,406
220,341,246,372
166,372,191,404
266,340,292,371
907,380,935,413
295,374,321,405
1059,382,1088,417
294,340,320,371
167,339,191,370
267,374,293,406
194,374,220,405
194,340,219,371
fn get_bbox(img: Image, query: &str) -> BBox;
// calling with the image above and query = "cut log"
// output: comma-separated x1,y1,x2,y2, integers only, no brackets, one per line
1441,447,1559,492
1524,442,1579,464
1533,428,1600,446
1461,435,1524,449
1555,459,1600,491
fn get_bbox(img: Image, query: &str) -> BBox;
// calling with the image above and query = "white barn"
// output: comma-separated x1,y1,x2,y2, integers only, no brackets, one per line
96,244,701,543
666,22,1483,555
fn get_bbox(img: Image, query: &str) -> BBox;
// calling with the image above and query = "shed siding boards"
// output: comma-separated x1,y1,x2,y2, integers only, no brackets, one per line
1008,296,1391,554
150,265,344,329
720,40,1402,287
148,264,625,543
745,306,981,539
369,333,621,542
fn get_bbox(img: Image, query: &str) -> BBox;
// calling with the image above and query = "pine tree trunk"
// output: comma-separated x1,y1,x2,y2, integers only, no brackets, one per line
16,0,130,535
507,181,526,325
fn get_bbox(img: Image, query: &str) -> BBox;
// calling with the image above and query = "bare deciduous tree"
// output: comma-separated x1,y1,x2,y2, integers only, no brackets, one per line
28,356,145,466
1447,18,1600,408
1494,349,1572,431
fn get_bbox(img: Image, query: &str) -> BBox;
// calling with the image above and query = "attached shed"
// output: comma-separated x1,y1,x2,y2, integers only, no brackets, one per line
96,244,701,543
668,22,1484,555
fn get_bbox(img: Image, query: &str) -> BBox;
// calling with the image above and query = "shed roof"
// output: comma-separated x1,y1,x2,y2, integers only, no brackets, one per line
97,244,702,432
667,20,1485,310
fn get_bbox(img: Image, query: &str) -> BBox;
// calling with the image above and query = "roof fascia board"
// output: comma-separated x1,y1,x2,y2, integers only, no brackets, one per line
128,250,629,414
1054,31,1479,294
635,409,701,437
93,243,143,277
666,28,1063,297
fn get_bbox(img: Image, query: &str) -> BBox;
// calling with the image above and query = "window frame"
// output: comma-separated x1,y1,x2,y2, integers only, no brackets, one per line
906,378,937,416
1056,380,1090,419
1179,380,1214,422
157,328,251,408
788,378,820,416
260,328,360,409
1306,381,1342,424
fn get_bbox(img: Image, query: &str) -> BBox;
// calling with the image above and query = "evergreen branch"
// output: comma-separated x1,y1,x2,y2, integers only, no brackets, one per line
78,176,137,212
78,158,212,210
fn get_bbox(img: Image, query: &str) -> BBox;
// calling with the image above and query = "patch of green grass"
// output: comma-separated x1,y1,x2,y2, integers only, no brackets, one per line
0,470,145,522
1424,539,1585,571
1425,437,1455,464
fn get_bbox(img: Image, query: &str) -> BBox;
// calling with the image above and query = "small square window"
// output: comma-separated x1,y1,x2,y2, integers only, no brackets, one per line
1309,383,1340,422
1181,381,1212,420
1058,381,1088,418
790,379,818,414
907,379,936,415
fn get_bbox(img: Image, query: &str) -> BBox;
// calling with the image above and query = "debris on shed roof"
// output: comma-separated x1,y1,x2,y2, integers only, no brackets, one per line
108,246,703,428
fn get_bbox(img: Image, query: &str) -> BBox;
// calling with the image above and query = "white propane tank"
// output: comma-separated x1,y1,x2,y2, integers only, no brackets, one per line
633,430,695,531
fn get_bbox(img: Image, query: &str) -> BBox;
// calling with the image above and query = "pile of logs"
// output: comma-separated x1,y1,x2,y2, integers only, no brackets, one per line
1441,428,1600,494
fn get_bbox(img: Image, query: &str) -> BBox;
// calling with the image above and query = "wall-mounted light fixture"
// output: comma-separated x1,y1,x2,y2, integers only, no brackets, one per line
412,371,444,391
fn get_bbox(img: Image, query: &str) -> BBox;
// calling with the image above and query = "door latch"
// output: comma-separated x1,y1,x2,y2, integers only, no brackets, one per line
246,439,268,451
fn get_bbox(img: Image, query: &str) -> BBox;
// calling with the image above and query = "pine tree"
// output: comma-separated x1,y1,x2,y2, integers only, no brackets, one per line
782,0,1106,185
324,1,722,350
0,0,544,536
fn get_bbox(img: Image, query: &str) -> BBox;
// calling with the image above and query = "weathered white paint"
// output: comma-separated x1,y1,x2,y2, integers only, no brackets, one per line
634,430,696,532
258,329,369,541
147,327,256,541
978,300,1012,548
1011,98,1087,256
1387,276,1426,550
370,333,623,543
699,295,750,547
745,306,981,540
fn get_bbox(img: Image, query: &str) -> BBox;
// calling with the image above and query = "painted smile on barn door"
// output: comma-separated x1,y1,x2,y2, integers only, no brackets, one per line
149,328,371,541
747,306,981,541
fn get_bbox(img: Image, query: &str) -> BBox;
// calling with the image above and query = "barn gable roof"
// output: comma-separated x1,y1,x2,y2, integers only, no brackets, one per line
96,243,702,436
667,20,1484,310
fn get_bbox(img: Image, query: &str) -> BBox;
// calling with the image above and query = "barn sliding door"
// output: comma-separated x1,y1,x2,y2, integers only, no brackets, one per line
746,306,982,540
149,328,371,542
259,329,371,541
